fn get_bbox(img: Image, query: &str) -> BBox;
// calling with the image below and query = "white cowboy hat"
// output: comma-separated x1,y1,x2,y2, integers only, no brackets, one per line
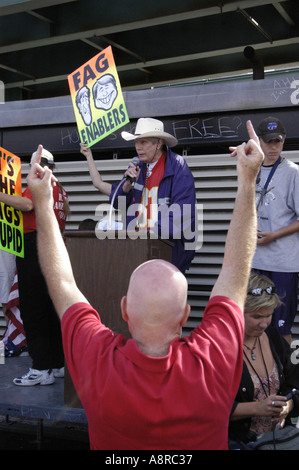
121,118,178,148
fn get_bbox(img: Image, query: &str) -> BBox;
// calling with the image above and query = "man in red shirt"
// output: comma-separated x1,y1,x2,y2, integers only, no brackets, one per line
27,121,264,450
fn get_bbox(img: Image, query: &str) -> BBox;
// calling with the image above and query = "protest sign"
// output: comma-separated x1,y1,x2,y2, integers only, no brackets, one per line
0,147,24,257
68,46,129,147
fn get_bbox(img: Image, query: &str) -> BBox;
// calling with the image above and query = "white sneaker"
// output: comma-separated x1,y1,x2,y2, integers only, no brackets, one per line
13,368,55,386
53,367,64,378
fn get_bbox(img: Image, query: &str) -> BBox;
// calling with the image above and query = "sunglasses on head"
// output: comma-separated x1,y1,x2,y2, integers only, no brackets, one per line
248,286,276,296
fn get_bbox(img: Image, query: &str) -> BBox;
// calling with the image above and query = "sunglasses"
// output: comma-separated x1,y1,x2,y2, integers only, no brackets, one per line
248,286,276,296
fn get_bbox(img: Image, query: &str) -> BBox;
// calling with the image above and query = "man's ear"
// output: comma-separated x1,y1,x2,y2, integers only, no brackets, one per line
121,296,129,322
180,304,191,327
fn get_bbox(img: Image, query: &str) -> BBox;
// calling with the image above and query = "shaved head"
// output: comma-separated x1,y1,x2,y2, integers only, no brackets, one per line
121,260,190,356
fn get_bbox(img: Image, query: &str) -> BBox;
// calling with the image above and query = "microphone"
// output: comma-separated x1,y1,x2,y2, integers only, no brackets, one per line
126,157,140,187
108,157,139,230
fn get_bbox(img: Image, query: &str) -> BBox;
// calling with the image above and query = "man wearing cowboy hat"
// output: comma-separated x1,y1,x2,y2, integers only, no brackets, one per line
110,117,197,273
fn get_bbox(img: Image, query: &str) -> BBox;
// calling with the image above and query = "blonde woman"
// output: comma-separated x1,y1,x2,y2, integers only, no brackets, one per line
229,272,299,446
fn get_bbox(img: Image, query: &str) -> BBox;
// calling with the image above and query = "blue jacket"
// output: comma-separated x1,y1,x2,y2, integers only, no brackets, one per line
110,148,196,272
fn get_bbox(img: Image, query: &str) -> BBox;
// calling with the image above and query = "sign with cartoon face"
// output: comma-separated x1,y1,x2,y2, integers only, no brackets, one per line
0,147,24,257
68,46,129,147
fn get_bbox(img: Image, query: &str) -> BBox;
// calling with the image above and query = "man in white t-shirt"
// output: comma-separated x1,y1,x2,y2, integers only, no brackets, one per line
252,116,299,344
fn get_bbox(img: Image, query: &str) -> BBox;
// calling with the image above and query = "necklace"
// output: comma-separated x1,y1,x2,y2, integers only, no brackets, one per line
243,337,258,360
243,338,271,398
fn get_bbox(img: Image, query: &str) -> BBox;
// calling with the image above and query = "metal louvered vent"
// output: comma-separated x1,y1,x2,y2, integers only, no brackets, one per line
1,151,299,341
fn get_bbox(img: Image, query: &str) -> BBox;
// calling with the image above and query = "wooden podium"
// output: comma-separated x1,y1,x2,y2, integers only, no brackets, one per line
64,230,172,407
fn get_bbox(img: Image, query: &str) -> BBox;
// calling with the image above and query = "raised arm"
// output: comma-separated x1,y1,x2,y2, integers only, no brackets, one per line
210,121,264,309
27,145,87,319
80,143,112,196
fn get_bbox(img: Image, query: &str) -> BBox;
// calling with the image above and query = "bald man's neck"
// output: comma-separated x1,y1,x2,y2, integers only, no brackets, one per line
133,329,181,357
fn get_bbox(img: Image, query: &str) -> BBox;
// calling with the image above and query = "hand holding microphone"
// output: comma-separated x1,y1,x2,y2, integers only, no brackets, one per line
123,157,140,192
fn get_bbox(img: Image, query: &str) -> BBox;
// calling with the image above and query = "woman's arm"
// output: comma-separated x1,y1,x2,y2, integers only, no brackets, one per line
231,394,288,421
0,192,33,212
80,143,111,196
